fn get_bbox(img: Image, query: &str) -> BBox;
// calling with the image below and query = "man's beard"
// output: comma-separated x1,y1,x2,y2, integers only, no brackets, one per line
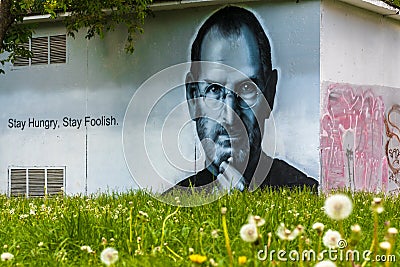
196,117,261,175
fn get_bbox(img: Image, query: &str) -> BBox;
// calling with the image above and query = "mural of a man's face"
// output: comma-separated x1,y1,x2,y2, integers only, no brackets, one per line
186,24,277,178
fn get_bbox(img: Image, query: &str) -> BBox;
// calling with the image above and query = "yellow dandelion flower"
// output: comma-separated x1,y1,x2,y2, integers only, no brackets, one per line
238,256,247,265
189,254,207,264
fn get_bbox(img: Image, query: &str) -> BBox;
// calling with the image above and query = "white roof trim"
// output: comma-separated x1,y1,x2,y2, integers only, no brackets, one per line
22,0,400,22
339,0,400,20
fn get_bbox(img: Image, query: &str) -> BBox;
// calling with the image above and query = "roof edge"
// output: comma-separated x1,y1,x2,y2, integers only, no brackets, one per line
338,0,400,20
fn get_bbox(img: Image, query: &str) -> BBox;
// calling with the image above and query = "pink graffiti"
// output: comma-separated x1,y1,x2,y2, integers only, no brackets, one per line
321,84,388,192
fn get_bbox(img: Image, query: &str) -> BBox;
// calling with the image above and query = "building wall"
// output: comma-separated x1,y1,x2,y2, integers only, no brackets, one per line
320,0,400,193
0,0,321,194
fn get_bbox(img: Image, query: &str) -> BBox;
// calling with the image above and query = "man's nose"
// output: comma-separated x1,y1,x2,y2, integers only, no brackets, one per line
222,91,239,125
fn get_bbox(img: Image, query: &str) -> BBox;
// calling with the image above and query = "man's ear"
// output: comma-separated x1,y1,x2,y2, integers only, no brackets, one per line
263,69,278,115
185,72,200,121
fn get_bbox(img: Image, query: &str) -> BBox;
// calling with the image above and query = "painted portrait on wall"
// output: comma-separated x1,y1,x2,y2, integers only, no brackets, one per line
123,4,320,203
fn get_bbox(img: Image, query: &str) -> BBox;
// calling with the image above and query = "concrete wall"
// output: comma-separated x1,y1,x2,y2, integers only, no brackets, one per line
0,0,321,194
320,0,400,193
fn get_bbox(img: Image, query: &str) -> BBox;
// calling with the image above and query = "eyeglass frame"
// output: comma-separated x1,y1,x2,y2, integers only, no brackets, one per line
195,75,271,110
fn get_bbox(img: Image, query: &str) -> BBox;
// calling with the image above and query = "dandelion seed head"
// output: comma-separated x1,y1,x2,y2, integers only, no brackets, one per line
322,229,342,249
248,215,266,227
324,194,353,220
351,224,361,233
388,227,398,235
81,245,93,253
188,247,194,254
211,229,219,238
209,258,218,266
277,223,299,241
314,260,336,267
379,241,391,250
100,247,118,266
240,223,258,243
1,252,14,261
312,222,325,233
221,207,227,215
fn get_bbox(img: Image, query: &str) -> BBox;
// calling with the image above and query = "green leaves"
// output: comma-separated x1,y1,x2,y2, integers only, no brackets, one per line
0,0,153,74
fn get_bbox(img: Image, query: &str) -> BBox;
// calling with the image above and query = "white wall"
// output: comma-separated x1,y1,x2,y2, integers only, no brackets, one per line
321,0,400,87
0,0,321,194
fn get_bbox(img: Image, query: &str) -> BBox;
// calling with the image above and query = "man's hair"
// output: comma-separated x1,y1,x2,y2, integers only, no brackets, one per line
190,6,272,80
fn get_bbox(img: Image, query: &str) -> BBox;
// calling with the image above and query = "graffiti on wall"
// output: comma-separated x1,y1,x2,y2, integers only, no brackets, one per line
384,105,400,192
321,83,389,192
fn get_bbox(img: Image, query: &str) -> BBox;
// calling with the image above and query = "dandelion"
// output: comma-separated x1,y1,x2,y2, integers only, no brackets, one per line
324,194,353,220
277,223,300,241
314,260,336,267
209,258,218,266
238,256,247,265
379,241,391,250
19,214,29,219
81,245,93,253
351,224,361,233
312,222,325,234
189,254,207,264
221,207,227,215
248,215,265,227
100,247,118,266
371,198,384,213
240,223,258,243
211,229,219,238
1,252,14,261
323,229,342,249
388,227,398,235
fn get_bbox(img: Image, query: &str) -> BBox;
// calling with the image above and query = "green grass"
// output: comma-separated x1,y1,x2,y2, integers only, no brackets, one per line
0,188,399,266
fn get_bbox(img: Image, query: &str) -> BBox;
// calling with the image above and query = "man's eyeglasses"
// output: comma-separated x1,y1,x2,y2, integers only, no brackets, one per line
199,80,261,110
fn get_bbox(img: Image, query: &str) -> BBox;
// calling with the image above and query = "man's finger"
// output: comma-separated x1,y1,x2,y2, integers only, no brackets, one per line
219,161,245,191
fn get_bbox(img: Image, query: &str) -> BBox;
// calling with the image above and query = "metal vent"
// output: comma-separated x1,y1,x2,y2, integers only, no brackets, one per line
13,34,67,67
31,36,49,65
8,167,66,197
47,169,64,194
13,43,30,67
10,169,27,196
50,35,66,64
28,169,46,197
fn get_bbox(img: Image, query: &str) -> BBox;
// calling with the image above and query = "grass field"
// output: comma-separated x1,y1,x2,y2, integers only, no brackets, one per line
0,188,398,266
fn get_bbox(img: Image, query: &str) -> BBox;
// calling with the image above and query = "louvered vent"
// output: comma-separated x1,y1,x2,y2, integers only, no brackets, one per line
28,169,46,197
50,35,67,64
13,43,30,67
13,35,67,67
9,167,66,197
47,169,64,194
31,36,49,65
10,169,27,197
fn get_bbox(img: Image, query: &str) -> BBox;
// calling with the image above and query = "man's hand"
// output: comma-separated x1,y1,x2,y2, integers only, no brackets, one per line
217,157,246,191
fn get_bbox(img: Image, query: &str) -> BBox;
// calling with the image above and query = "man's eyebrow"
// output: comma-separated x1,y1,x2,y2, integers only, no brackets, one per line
203,79,224,85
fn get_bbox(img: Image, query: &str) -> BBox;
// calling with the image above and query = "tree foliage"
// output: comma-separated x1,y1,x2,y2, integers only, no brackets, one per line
0,0,153,74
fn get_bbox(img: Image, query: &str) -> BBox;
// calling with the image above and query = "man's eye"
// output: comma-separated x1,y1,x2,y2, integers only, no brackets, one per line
205,84,223,96
238,82,258,99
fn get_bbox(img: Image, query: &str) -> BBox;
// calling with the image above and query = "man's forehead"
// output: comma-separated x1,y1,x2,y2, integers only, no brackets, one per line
196,64,256,83
198,25,262,80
